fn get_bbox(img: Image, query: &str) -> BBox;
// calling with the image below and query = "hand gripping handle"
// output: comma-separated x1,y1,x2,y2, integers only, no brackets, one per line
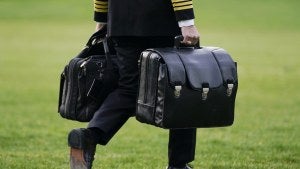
174,35,200,49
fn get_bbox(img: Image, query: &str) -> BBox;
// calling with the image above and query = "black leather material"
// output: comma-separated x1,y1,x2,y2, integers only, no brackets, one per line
178,48,223,89
136,51,160,123
58,31,119,122
205,47,238,83
136,46,238,128
151,48,186,86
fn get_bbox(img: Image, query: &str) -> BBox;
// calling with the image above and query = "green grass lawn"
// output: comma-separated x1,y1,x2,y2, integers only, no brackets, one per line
0,0,299,168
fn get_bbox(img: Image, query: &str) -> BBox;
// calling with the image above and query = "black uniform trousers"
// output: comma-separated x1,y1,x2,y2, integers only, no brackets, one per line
88,37,197,166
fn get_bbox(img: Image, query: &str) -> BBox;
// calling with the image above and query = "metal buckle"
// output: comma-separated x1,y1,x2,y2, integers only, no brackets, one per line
227,84,234,96
202,88,209,100
174,86,182,98
80,61,87,68
91,39,98,45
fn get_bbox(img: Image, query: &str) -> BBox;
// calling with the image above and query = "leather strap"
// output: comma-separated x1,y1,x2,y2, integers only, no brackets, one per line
86,25,107,47
102,38,114,69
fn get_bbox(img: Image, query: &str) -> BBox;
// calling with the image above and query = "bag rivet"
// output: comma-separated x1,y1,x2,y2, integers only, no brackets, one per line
202,88,209,100
80,61,87,68
227,84,234,96
174,86,182,98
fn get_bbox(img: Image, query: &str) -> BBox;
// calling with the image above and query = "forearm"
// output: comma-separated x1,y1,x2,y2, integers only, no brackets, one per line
93,0,108,23
171,0,199,44
93,0,108,31
171,0,195,22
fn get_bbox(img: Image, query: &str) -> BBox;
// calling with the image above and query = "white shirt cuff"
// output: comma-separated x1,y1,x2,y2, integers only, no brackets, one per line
178,19,195,27
97,22,107,25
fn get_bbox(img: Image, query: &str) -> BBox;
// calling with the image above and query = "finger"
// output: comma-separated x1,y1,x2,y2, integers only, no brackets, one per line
181,35,190,44
190,39,199,45
182,36,196,45
188,36,199,45
181,40,192,45
185,41,192,45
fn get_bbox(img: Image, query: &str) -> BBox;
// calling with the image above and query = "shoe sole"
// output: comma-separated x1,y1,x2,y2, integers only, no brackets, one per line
70,147,88,169
68,129,89,169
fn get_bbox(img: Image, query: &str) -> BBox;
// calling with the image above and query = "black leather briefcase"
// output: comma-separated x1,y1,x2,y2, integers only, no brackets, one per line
136,41,238,129
58,28,119,122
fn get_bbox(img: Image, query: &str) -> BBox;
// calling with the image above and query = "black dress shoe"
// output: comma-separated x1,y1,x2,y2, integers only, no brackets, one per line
68,128,97,169
166,164,193,169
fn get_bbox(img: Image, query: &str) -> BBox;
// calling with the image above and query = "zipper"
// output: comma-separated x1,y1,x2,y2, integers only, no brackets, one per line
65,58,80,117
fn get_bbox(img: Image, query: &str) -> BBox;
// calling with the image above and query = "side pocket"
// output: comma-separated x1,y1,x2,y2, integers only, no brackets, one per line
136,51,160,125
58,65,68,113
155,63,167,127
145,53,160,107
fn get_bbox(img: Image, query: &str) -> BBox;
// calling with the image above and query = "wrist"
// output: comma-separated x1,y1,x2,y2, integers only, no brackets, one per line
95,22,107,31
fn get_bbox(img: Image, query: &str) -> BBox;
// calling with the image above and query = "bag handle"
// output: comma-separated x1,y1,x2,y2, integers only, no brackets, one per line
76,27,108,59
102,37,114,68
86,25,108,47
80,26,114,68
174,35,200,49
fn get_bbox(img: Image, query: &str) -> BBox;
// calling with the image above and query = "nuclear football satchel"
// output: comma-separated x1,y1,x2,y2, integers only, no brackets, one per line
136,36,238,129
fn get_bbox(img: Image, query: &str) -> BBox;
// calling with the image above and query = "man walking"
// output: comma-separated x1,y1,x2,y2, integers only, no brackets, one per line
68,0,200,168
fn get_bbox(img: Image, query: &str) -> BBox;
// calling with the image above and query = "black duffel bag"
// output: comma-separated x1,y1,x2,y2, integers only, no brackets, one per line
136,37,238,129
58,28,119,122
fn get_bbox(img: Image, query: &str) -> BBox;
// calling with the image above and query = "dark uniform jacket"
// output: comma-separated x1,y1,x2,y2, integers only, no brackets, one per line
93,0,195,37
